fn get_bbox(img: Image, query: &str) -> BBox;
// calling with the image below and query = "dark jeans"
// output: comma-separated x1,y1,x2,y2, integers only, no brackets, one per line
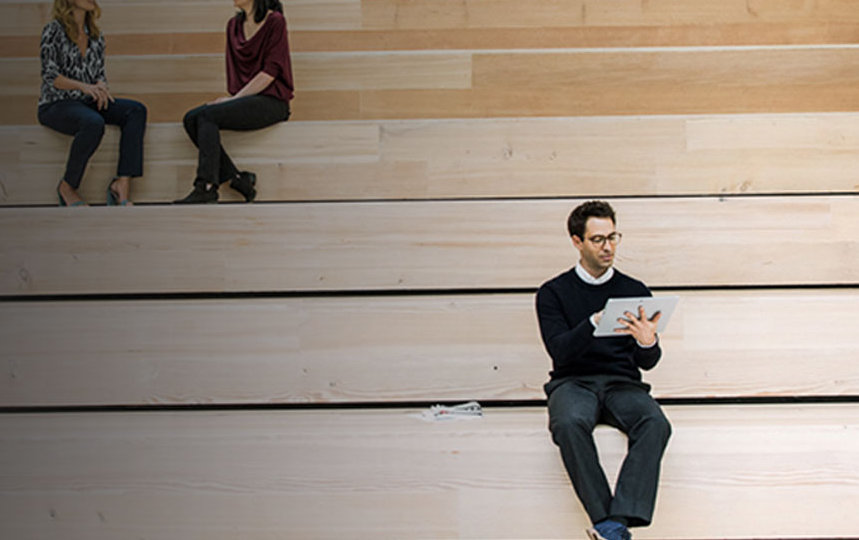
545,375,672,528
183,95,290,186
37,98,147,189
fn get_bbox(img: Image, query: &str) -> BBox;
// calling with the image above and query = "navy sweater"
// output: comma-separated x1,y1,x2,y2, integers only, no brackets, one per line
535,267,662,382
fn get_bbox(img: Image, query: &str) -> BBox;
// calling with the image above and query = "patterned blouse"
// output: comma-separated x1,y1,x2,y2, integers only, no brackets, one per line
39,19,106,107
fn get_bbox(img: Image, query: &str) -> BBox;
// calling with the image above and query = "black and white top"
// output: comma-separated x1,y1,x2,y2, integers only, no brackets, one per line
39,19,106,107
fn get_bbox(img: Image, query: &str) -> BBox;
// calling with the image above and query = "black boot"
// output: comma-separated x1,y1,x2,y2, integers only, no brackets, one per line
174,181,218,204
229,171,257,202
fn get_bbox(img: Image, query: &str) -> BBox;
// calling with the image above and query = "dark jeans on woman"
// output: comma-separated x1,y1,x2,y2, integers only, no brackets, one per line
183,95,290,186
545,375,672,528
37,98,147,189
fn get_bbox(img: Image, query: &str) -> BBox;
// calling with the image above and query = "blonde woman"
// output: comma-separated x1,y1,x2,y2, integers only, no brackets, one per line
38,0,147,206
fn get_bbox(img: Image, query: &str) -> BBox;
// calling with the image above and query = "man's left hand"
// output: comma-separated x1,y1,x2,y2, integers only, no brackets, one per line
615,305,661,346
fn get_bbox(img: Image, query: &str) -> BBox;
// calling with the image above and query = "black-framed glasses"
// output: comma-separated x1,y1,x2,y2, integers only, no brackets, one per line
586,232,622,247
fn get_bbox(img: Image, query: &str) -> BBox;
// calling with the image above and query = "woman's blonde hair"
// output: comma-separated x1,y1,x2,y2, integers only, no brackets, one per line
52,0,101,41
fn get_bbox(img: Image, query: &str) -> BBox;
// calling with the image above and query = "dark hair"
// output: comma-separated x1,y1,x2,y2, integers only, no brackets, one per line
237,0,283,24
567,200,615,239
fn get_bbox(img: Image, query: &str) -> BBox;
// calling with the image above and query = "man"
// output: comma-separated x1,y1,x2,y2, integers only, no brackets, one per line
535,201,671,540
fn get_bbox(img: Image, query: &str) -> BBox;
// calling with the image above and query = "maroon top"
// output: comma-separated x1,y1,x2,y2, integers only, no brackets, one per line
226,11,294,102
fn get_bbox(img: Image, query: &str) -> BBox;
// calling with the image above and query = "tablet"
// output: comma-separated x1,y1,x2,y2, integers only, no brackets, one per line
593,295,679,337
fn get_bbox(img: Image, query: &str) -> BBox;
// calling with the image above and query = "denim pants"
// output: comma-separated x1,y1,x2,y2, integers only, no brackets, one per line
545,375,672,528
38,98,147,189
182,95,290,186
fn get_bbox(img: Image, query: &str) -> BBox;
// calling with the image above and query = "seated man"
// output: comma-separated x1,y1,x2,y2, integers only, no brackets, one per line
535,200,672,540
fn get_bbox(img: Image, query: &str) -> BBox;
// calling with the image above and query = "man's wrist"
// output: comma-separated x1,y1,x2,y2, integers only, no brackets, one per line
636,335,658,348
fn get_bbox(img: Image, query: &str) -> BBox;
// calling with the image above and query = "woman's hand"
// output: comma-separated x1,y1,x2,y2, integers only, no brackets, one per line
83,80,113,110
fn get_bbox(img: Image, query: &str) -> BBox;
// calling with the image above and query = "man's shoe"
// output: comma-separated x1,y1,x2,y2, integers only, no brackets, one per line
587,520,631,540
174,183,218,204
585,527,609,540
229,171,256,202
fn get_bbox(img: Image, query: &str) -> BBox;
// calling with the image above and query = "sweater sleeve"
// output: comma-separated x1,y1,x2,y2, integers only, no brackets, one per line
633,338,662,370
535,285,598,371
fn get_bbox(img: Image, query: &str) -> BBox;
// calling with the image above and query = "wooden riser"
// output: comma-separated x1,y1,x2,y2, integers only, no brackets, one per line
6,45,859,123
2,196,857,295
2,289,858,407
1,405,856,539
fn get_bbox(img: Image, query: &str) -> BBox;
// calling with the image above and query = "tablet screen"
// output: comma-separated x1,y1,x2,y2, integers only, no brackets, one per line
593,295,679,337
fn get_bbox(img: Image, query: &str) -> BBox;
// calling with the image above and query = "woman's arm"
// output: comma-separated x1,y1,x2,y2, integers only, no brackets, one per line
209,71,274,104
53,74,113,109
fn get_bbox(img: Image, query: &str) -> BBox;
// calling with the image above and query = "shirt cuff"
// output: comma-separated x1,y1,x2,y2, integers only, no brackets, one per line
636,335,658,348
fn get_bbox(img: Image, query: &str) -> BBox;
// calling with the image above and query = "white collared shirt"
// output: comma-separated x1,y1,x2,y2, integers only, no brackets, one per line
575,264,614,285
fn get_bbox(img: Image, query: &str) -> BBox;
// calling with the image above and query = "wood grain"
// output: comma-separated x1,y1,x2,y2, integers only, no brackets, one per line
0,405,856,538
0,196,857,296
4,114,859,206
7,44,859,124
1,289,858,406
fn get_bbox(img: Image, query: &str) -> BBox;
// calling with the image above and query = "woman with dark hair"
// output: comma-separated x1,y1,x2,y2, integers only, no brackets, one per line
175,0,293,204
39,0,147,206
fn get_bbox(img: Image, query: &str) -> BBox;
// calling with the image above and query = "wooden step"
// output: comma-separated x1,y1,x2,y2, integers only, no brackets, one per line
1,289,857,407
4,114,859,206
0,404,856,538
1,196,857,296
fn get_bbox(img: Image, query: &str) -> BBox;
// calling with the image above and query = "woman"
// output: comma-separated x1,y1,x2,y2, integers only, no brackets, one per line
38,0,147,206
174,0,293,204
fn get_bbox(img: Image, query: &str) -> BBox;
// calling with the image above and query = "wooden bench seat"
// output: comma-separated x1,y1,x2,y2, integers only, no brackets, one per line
1,404,856,539
1,196,857,296
4,113,859,206
2,289,857,407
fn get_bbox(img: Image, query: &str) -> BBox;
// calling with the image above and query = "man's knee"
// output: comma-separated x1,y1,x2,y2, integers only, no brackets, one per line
639,410,672,445
550,410,596,441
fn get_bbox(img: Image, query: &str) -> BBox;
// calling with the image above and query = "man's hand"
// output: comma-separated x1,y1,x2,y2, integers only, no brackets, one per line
615,305,661,346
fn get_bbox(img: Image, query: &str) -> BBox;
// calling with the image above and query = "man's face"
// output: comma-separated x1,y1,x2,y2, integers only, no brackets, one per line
572,216,617,278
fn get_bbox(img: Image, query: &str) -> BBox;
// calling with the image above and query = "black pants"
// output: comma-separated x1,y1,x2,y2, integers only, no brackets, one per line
183,95,290,186
545,375,671,528
38,98,147,189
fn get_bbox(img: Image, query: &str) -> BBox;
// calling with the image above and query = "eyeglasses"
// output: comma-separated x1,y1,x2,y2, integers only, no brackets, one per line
586,232,622,247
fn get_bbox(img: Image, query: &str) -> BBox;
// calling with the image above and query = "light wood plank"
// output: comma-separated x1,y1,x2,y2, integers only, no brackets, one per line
0,405,857,538
7,22,859,58
5,114,859,206
0,196,857,296
0,52,472,96
360,0,859,29
1,289,858,406
6,0,859,38
8,45,859,124
0,0,360,36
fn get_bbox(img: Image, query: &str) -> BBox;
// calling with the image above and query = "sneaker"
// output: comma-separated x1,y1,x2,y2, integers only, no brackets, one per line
229,171,256,202
586,520,631,540
174,183,218,204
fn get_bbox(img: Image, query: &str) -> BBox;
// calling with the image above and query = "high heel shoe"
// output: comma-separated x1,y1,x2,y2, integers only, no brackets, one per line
57,181,87,207
107,178,131,206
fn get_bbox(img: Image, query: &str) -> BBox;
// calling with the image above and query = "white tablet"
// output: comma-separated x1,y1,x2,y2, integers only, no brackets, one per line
593,295,679,337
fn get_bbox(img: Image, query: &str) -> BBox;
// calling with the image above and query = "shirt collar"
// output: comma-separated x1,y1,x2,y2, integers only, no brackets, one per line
575,264,614,285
